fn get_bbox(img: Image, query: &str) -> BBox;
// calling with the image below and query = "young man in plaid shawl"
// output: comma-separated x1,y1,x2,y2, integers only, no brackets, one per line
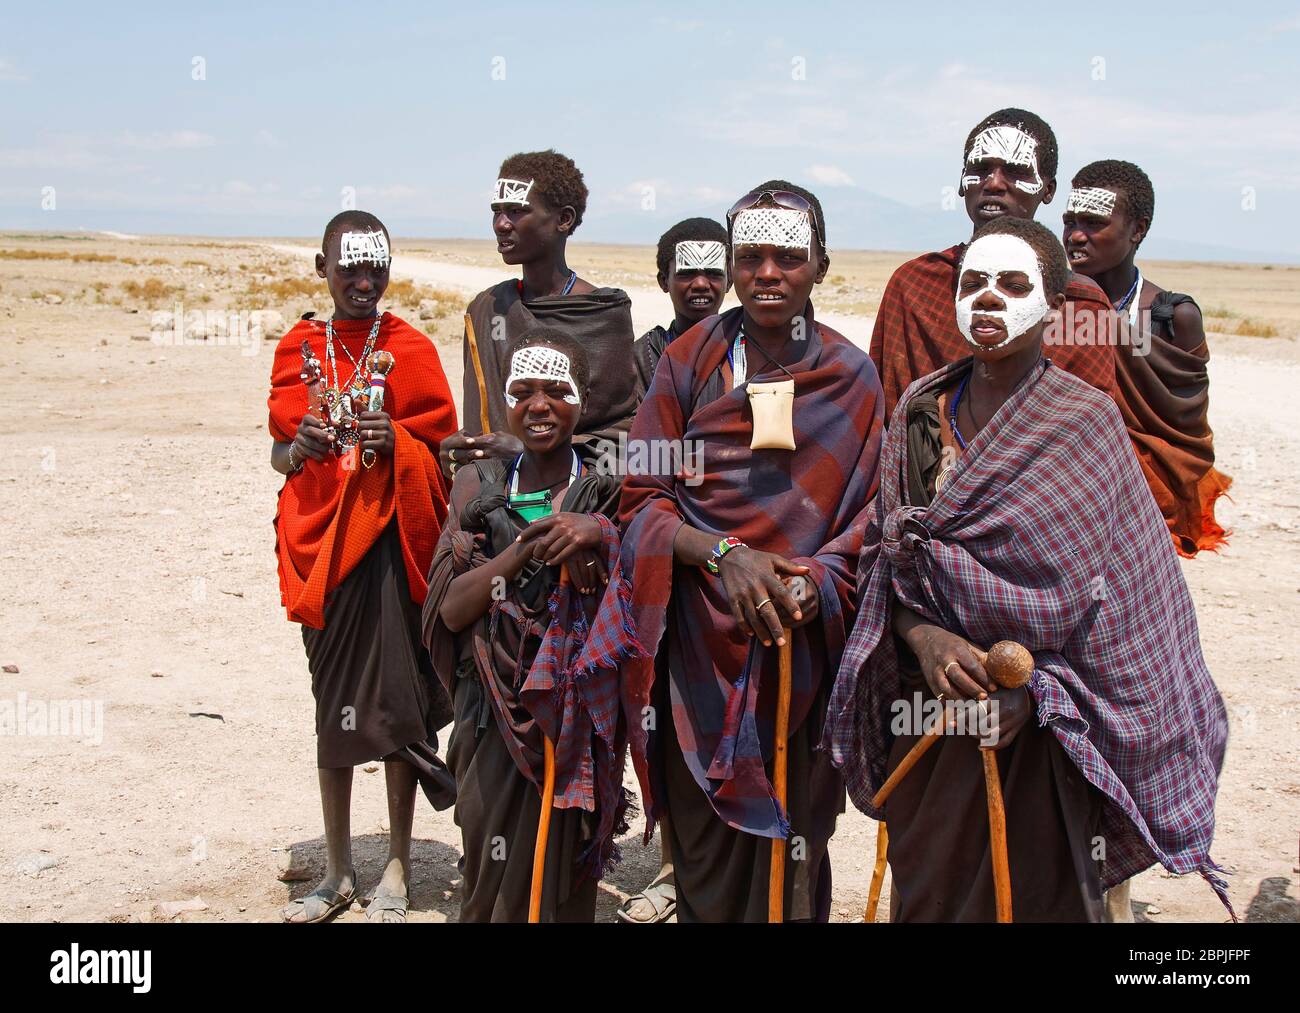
870,108,1116,419
422,328,638,922
826,217,1229,922
619,181,885,921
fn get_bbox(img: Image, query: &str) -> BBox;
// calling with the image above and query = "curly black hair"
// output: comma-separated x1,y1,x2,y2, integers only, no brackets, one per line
963,108,1059,183
732,179,828,256
967,216,1069,298
1071,159,1155,232
498,149,589,232
655,217,728,277
505,326,591,399
321,210,389,254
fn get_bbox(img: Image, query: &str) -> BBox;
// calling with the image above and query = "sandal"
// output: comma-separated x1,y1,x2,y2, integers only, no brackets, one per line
365,887,410,924
616,878,676,924
282,873,357,924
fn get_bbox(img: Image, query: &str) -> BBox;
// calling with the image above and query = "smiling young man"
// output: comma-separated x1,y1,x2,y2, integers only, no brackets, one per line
870,108,1116,418
423,329,633,921
632,217,731,399
268,210,459,923
1063,160,1231,557
619,181,884,921
439,150,638,481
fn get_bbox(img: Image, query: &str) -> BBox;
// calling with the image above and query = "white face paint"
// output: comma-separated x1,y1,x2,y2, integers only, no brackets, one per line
962,125,1044,196
956,233,1050,350
731,207,812,255
1066,187,1117,217
503,345,581,409
493,177,534,207
674,240,727,273
337,230,391,268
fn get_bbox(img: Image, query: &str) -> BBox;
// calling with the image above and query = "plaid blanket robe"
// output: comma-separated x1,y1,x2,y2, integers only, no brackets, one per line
869,245,1117,418
824,357,1231,909
522,514,644,878
620,305,884,839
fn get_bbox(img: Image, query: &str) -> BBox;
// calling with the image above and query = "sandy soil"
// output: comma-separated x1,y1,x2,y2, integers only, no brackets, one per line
1,232,1296,924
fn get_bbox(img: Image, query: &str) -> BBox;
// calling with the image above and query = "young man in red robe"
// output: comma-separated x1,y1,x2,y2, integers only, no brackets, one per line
268,211,459,923
870,108,1115,419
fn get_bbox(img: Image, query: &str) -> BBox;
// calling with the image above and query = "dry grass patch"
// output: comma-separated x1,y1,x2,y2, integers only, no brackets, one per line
1234,319,1279,338
120,278,184,306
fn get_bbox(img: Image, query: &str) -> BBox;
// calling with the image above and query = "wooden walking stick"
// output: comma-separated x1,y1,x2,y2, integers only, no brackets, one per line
527,569,574,923
464,312,492,435
768,629,793,923
864,821,889,922
864,640,1033,924
528,733,557,923
980,640,1033,924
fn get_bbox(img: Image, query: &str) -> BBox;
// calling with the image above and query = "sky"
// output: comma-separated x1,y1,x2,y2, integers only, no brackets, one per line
2,1,1298,261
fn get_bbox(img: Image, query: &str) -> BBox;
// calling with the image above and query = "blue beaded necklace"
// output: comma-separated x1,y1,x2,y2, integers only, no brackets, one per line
948,374,972,451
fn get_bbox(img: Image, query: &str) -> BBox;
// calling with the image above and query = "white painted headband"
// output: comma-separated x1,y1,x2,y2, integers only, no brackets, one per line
955,233,1050,350
675,240,727,273
493,177,534,206
1066,187,1118,217
504,345,581,409
731,207,812,255
338,230,391,268
962,125,1044,196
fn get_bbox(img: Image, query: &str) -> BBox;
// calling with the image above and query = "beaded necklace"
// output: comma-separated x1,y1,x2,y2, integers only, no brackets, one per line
324,314,382,449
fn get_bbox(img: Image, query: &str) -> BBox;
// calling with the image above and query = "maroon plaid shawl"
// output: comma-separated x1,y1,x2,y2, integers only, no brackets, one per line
523,514,643,878
825,357,1231,908
619,305,884,839
869,245,1117,419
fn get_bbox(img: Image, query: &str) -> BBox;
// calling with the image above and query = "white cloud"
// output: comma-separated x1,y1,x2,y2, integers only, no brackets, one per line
0,57,26,81
806,164,856,187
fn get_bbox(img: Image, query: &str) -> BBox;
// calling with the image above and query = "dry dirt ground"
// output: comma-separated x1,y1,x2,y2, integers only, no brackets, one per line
1,233,1296,924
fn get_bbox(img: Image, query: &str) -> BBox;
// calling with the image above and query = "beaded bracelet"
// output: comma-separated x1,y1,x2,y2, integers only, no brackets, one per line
287,441,303,473
706,536,746,574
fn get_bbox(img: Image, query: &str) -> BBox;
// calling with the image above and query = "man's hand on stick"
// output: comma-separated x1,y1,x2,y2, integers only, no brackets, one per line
717,547,809,648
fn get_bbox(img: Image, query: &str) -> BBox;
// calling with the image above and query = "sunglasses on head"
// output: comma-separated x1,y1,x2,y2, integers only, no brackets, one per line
726,190,825,245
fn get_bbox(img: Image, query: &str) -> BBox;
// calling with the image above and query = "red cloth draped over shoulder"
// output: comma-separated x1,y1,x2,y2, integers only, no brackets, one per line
267,312,458,629
869,244,1117,419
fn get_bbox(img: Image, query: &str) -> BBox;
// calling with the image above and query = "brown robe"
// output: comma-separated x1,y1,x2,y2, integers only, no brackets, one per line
1114,286,1231,557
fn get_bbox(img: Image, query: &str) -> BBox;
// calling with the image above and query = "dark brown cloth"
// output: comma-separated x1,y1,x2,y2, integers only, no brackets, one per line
880,394,1105,922
632,323,674,402
462,282,638,459
444,667,597,922
1115,288,1231,557
300,522,455,810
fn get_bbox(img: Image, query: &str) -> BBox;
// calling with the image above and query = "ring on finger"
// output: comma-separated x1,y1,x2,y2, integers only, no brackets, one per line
755,598,773,611
943,661,961,678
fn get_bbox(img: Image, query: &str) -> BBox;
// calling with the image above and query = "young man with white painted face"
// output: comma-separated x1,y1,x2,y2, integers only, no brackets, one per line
869,108,1115,419
619,181,885,921
1063,159,1231,558
827,216,1229,922
268,211,460,924
424,329,633,922
440,150,638,483
632,218,731,400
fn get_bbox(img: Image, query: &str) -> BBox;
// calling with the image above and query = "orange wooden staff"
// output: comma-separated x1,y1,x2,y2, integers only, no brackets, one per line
864,640,1033,924
979,640,1032,923
768,630,793,923
527,570,574,923
527,733,557,923
464,312,492,435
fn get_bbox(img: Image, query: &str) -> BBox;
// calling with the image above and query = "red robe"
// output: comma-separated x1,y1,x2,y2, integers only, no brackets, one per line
267,312,458,628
